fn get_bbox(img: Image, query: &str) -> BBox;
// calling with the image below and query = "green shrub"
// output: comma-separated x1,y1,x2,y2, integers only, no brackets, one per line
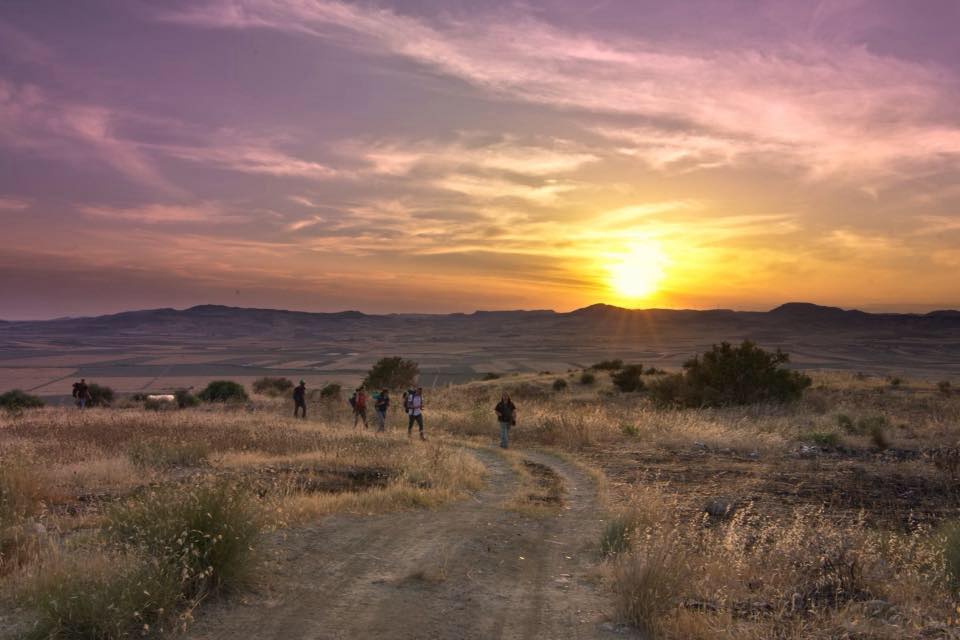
644,367,666,375
20,554,180,640
0,389,44,411
591,359,624,371
319,382,342,401
552,378,568,392
106,482,260,600
836,414,854,430
601,515,636,557
621,424,639,437
175,388,200,408
651,341,811,407
252,376,294,396
198,380,248,403
803,431,842,448
612,365,645,393
363,357,420,390
580,372,596,385
86,383,114,407
889,376,902,388
939,380,953,397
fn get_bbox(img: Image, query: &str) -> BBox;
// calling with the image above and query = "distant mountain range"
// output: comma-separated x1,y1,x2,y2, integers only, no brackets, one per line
2,302,959,340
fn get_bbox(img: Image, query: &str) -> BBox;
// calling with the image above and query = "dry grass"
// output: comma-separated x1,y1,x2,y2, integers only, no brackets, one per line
2,370,959,638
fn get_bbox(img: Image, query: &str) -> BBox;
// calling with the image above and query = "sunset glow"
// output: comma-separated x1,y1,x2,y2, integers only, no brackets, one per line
607,242,668,302
1,1,959,318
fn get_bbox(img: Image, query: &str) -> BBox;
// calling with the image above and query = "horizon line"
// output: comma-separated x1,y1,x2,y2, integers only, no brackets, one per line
4,300,960,323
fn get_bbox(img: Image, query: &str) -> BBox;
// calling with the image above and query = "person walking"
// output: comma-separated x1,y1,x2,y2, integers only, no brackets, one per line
494,392,517,449
76,378,90,409
293,379,307,419
374,388,390,432
405,386,425,440
351,386,368,429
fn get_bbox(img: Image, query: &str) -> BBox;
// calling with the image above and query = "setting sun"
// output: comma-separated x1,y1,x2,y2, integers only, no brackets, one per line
607,241,668,301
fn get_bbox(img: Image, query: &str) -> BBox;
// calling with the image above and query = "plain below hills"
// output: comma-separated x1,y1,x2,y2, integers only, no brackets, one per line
1,302,958,397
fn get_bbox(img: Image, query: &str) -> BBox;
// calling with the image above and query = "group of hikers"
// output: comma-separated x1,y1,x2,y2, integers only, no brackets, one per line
291,380,517,448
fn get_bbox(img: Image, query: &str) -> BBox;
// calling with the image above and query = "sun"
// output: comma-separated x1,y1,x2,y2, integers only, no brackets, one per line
607,241,668,301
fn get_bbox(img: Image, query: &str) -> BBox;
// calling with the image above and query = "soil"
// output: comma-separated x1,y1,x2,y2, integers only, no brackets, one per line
182,448,636,640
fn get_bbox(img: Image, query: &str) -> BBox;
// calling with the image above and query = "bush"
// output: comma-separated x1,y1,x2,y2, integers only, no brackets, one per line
620,424,639,437
0,389,44,411
363,357,419,390
106,482,260,600
939,380,953,397
804,431,842,448
20,554,180,640
650,341,811,407
175,388,200,408
601,514,636,557
889,376,902,388
319,382,342,400
591,359,623,371
86,383,114,407
252,376,294,396
840,415,887,435
482,372,501,381
836,414,854,431
644,367,666,375
580,372,596,385
552,378,568,392
198,380,248,403
612,365,645,393
612,544,686,636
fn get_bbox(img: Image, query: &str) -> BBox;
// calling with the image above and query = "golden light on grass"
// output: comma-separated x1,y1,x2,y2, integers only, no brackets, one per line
606,240,668,303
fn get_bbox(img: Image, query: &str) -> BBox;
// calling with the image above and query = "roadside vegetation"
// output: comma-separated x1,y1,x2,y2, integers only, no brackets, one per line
1,340,958,638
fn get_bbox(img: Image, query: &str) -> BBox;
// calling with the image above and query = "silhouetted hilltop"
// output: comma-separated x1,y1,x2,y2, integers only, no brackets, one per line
1,302,958,343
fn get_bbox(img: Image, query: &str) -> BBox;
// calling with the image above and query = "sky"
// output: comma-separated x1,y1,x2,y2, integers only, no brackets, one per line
1,0,959,319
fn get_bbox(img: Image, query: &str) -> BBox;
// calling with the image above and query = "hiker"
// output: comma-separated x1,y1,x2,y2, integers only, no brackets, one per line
405,386,425,440
374,388,390,432
494,392,517,449
75,379,90,409
293,379,307,418
350,386,368,429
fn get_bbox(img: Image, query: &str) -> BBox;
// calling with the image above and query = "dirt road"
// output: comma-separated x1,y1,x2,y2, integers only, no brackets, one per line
184,448,636,640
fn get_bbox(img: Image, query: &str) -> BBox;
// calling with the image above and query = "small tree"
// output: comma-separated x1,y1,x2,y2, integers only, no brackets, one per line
252,377,293,396
319,383,342,401
938,380,952,397
174,388,200,408
580,371,596,385
86,383,114,407
552,378,568,392
591,359,624,371
612,365,645,392
363,357,419,390
651,341,811,408
0,389,45,411
198,380,248,403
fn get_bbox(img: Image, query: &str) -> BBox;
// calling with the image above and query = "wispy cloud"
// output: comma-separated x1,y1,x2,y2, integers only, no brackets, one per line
165,0,960,179
0,80,182,194
0,196,30,211
79,202,240,224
